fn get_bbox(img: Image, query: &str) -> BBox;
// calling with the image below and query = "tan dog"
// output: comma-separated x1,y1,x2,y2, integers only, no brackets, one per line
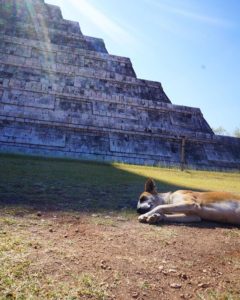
137,178,240,225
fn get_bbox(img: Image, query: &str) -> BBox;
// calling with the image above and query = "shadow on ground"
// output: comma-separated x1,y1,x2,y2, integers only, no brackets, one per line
0,153,207,214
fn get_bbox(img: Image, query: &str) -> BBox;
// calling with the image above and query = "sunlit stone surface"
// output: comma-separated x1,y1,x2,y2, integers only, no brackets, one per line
0,0,239,170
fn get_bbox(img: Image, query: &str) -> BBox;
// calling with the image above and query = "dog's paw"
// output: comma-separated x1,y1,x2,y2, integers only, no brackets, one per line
147,213,163,224
138,214,149,223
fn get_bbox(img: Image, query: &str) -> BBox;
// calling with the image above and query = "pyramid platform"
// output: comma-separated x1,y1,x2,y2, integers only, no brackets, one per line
0,0,239,170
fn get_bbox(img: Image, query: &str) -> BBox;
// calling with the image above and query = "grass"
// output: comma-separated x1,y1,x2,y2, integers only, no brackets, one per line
90,215,118,227
0,215,109,300
114,163,240,194
142,226,178,242
0,153,240,299
197,290,240,300
0,153,240,214
79,274,108,299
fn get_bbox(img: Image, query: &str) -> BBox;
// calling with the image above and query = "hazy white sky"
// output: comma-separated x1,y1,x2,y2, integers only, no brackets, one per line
46,0,240,135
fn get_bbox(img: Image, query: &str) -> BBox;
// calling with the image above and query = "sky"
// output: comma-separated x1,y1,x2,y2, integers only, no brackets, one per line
45,0,240,135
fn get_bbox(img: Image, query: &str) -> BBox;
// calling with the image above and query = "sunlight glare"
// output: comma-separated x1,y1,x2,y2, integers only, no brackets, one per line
68,0,136,46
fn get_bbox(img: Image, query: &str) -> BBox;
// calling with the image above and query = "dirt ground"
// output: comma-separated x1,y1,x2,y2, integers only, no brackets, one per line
1,156,240,299
2,210,240,300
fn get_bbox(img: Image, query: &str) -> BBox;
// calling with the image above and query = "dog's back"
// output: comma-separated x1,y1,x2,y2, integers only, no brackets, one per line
176,191,240,224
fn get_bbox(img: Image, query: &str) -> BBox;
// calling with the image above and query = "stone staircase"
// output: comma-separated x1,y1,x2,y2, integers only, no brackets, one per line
0,0,239,170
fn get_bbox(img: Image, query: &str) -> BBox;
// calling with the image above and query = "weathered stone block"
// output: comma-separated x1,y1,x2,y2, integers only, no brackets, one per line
0,0,239,170
0,123,66,147
1,90,55,109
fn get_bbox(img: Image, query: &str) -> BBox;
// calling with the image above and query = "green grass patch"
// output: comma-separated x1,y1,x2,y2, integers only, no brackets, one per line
0,153,240,214
0,153,240,299
143,226,178,243
197,290,240,300
0,217,109,300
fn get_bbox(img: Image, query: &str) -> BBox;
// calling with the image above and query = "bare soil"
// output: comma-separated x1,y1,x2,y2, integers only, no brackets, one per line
1,155,240,299
3,211,239,300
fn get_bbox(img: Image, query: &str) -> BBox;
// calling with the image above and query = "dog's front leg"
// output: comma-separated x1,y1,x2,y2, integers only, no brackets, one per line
138,209,164,224
147,213,164,224
138,202,199,223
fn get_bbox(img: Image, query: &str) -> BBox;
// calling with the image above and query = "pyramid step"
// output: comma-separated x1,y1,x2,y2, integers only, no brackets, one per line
0,0,239,169
0,0,64,23
0,55,170,102
0,84,212,136
0,39,135,77
1,34,133,64
0,20,107,53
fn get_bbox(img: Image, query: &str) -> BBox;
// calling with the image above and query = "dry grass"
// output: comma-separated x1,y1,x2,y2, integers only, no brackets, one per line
0,154,240,299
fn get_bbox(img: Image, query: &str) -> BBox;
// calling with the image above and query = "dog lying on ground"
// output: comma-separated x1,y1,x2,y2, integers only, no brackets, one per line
137,178,240,225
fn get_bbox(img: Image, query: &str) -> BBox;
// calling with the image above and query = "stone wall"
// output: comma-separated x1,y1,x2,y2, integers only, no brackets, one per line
0,0,239,170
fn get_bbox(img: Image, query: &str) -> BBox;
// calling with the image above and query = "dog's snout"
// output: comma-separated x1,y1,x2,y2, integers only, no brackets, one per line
137,206,151,214
137,207,144,214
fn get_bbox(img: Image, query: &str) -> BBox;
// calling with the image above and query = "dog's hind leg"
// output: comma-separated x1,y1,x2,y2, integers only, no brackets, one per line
146,213,201,224
160,214,201,223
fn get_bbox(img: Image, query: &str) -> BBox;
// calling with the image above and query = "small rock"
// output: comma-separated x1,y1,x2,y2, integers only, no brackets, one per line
101,264,107,270
225,279,231,283
49,228,53,233
91,214,99,218
162,270,168,275
162,260,167,264
132,292,139,298
180,294,192,299
104,215,111,219
170,283,182,289
116,216,128,222
100,260,107,269
37,212,42,217
75,229,79,233
5,292,14,299
179,273,188,280
64,234,68,238
198,283,210,289
168,269,177,273
158,265,164,271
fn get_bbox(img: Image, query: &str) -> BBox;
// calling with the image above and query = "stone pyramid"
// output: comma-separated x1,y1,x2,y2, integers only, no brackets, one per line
0,0,239,170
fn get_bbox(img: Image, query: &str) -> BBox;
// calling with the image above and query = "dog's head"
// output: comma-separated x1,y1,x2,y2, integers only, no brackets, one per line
137,178,169,214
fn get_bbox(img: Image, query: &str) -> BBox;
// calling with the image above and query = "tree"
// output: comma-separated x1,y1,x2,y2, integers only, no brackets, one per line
212,126,228,136
234,127,240,138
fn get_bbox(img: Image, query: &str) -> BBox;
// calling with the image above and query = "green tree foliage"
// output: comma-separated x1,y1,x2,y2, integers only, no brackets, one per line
212,126,228,136
212,126,240,137
234,127,240,138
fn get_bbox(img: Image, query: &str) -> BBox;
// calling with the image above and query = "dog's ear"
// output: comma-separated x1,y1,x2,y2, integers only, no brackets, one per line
144,178,157,194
